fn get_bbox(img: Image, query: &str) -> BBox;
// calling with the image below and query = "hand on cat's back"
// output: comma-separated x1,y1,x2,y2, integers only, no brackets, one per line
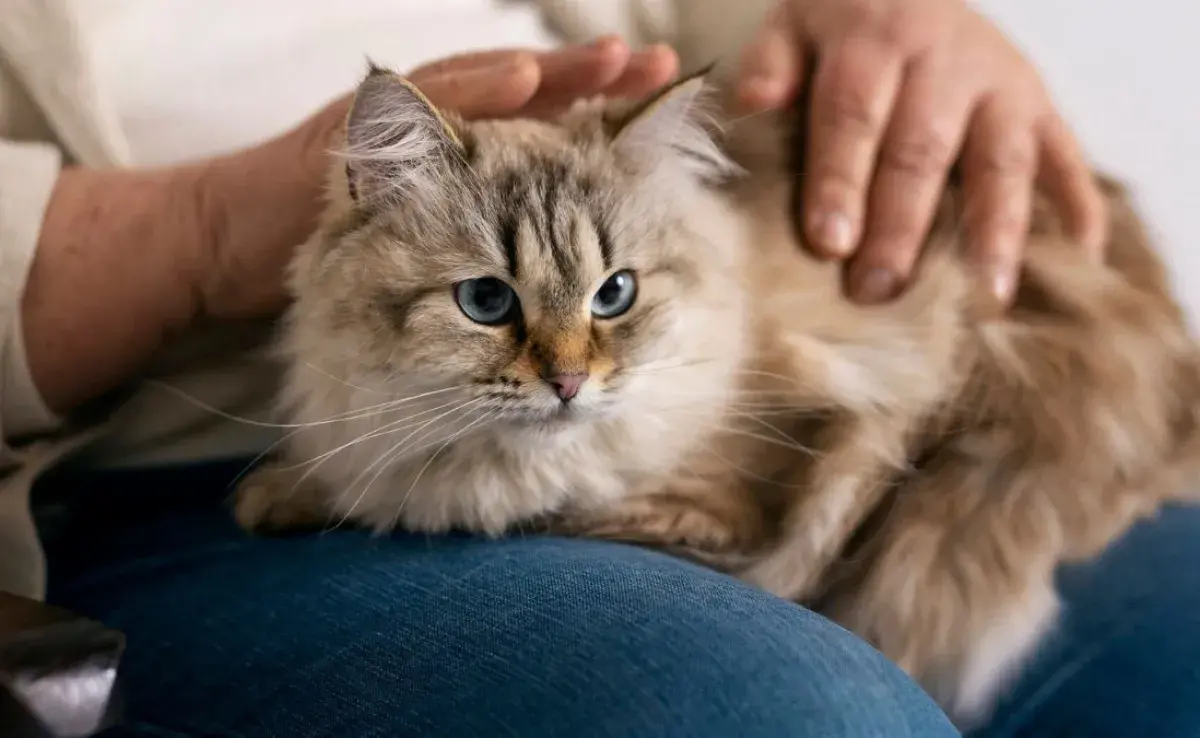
735,0,1108,308
193,39,678,322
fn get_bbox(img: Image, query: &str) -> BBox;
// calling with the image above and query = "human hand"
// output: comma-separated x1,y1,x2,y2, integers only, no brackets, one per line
736,0,1107,305
198,38,679,321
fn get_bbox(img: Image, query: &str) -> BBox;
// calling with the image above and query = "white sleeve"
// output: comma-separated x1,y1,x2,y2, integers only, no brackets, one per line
0,137,64,449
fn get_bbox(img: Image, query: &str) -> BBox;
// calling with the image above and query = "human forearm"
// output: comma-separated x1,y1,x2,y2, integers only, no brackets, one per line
20,163,211,415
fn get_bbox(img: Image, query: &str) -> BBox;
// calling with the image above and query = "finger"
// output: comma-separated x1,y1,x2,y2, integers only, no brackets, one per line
803,39,904,259
417,55,542,119
1037,113,1108,259
960,95,1038,305
847,59,975,303
519,35,633,116
409,48,534,79
738,3,805,111
599,43,680,100
411,37,636,118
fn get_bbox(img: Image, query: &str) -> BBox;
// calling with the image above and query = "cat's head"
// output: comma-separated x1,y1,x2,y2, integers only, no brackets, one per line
284,64,749,436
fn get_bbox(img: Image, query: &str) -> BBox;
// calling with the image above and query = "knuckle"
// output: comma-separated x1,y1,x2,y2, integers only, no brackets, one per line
974,138,1036,178
880,129,955,179
809,167,863,202
816,85,885,138
976,211,1030,247
867,15,911,51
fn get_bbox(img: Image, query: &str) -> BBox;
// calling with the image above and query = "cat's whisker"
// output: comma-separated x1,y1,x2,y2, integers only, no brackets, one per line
644,391,830,417
642,412,809,490
723,108,775,128
275,395,477,480
725,367,813,386
228,385,476,488
293,395,483,494
148,378,472,430
331,397,489,519
643,410,824,457
640,386,810,404
385,406,503,531
339,402,498,531
619,356,717,375
301,361,396,395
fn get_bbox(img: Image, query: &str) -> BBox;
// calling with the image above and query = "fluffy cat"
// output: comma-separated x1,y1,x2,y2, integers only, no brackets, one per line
233,62,1200,728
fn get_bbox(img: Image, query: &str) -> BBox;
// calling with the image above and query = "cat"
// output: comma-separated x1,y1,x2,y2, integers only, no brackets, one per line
232,61,1200,728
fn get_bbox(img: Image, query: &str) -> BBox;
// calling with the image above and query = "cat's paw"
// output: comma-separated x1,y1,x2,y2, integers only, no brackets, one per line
233,463,333,535
555,495,758,557
738,549,822,601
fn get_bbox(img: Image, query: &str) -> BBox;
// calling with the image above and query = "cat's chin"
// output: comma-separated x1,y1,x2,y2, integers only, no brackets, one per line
503,403,594,428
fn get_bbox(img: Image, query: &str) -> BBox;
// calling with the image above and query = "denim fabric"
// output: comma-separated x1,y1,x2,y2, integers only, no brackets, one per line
970,502,1200,738
35,460,1200,738
39,460,957,738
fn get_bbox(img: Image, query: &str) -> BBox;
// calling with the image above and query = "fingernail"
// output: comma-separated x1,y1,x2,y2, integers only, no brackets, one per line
852,268,900,304
809,210,855,257
990,268,1016,304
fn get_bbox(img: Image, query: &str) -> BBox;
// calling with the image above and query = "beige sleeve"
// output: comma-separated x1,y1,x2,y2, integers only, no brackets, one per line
0,137,63,449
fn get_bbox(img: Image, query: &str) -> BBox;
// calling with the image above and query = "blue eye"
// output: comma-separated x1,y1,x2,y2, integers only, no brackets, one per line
591,270,637,319
455,278,517,325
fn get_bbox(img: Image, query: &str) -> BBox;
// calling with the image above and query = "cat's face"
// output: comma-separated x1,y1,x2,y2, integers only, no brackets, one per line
287,69,747,438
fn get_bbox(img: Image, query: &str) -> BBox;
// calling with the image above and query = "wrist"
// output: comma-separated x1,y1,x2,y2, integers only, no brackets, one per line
193,95,350,321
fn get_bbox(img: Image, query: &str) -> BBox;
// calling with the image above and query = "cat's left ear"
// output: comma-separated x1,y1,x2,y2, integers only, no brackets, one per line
610,69,738,182
341,63,466,206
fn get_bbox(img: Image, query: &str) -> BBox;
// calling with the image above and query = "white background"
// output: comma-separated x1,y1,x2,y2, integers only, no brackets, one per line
977,0,1200,320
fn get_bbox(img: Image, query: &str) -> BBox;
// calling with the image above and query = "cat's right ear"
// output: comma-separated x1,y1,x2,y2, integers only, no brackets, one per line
341,63,465,206
609,68,738,183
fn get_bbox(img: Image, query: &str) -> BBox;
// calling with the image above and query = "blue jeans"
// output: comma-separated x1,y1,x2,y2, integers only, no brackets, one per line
36,460,1200,737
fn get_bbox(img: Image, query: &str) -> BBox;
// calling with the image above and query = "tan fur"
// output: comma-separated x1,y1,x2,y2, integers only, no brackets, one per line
235,68,1200,729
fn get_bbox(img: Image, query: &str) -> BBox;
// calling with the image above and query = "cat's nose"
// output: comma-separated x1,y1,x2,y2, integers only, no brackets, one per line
545,372,588,402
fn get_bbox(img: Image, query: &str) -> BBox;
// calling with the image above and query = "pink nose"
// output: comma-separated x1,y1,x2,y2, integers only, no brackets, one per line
546,372,587,402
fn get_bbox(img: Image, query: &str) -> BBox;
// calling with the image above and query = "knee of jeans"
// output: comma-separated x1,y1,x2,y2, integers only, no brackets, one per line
74,534,960,738
459,538,960,738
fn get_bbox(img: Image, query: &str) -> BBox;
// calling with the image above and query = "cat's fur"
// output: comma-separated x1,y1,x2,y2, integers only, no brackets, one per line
234,62,1200,728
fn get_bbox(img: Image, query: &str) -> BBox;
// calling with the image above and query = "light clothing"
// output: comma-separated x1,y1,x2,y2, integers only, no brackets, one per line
0,0,578,600
0,0,780,602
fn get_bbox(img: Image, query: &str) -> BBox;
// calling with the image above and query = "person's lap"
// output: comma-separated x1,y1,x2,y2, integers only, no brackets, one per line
35,460,1200,737
970,499,1200,738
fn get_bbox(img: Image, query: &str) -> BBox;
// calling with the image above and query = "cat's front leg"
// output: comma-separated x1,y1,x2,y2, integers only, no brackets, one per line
233,461,338,534
550,480,765,568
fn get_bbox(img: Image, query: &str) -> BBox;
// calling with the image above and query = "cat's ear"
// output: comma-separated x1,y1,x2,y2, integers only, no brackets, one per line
341,63,465,206
610,69,738,182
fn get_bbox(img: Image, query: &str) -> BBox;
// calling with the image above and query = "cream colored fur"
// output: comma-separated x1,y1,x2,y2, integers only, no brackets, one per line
234,55,1200,732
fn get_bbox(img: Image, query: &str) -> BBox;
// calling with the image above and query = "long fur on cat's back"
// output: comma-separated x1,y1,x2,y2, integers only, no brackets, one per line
233,34,1200,732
